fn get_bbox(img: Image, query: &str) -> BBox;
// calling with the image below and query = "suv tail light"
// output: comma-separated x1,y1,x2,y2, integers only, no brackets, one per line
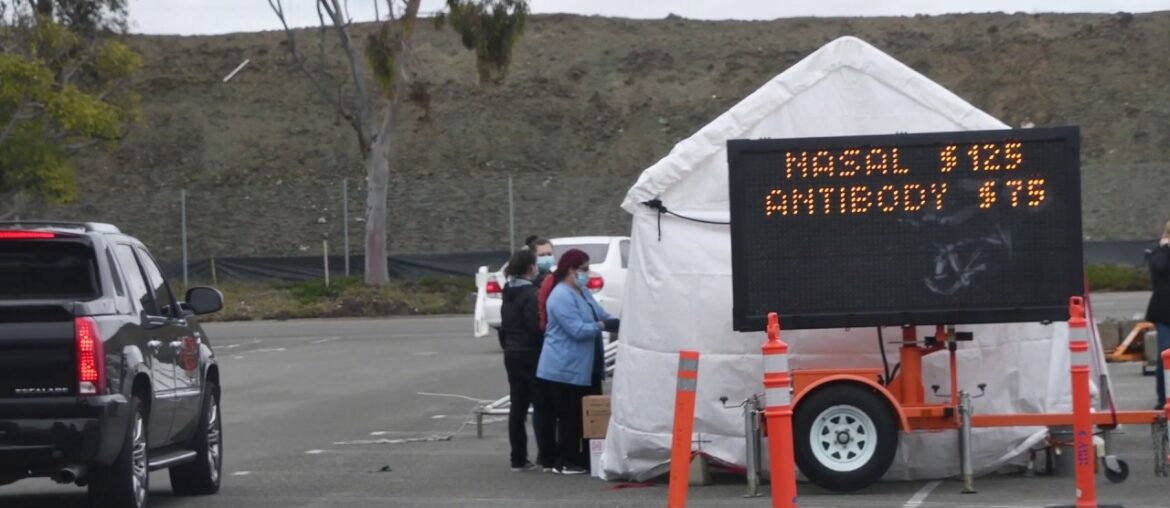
0,230,56,240
486,279,502,298
75,317,106,396
586,274,604,293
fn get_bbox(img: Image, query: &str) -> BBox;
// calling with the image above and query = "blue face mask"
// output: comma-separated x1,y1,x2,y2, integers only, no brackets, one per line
536,256,555,273
575,271,590,288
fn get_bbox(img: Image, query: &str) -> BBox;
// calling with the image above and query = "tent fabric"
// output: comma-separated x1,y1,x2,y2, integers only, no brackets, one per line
602,36,1107,482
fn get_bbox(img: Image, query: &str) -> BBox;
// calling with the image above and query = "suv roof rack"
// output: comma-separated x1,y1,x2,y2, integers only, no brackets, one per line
0,221,121,234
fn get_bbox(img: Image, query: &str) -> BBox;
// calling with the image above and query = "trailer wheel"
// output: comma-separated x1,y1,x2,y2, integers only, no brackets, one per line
793,383,899,492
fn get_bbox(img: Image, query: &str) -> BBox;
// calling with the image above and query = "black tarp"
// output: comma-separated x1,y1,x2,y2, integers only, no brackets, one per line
161,241,1157,284
162,251,509,283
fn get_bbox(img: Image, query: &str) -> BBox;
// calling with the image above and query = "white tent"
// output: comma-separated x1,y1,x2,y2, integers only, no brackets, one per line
602,36,1108,482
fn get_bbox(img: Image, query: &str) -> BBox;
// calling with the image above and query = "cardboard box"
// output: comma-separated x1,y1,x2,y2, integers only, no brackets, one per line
1097,320,1122,353
589,439,605,478
583,395,611,439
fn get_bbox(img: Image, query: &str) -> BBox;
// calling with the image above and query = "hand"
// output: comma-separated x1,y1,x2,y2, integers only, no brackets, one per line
1160,237,1169,246
598,321,607,330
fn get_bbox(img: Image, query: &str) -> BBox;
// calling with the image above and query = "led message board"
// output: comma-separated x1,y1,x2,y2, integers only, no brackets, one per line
728,127,1082,331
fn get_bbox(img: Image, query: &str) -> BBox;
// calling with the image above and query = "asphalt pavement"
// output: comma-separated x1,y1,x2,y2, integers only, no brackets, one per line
2,292,1168,507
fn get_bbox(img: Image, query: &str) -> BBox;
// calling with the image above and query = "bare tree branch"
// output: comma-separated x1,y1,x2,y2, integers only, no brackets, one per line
393,0,422,100
322,0,374,143
266,0,360,134
313,0,336,88
59,37,102,88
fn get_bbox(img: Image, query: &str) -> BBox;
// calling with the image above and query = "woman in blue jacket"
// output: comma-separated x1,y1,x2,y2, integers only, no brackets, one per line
536,249,618,475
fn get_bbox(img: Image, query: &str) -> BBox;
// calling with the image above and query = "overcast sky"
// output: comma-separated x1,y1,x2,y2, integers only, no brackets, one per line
131,1,1170,35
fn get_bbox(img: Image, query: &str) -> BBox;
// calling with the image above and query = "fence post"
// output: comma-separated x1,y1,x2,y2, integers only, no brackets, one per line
180,189,188,287
342,179,350,277
764,312,797,508
507,175,515,252
323,240,330,287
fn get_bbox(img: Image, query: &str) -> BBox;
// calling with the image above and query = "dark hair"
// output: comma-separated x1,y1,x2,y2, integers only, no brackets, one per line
530,237,552,250
524,235,539,249
505,250,537,278
551,248,589,284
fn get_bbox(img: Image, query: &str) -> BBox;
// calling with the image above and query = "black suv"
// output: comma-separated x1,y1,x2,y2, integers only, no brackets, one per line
0,222,224,508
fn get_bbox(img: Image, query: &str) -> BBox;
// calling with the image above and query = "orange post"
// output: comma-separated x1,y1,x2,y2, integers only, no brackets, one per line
763,312,798,508
667,350,700,508
1068,296,1096,508
899,326,924,405
1163,349,1170,423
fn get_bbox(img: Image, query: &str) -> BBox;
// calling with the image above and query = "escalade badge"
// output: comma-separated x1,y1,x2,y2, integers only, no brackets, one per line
14,387,70,395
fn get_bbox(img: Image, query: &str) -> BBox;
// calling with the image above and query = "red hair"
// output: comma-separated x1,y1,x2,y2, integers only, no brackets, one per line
551,248,590,284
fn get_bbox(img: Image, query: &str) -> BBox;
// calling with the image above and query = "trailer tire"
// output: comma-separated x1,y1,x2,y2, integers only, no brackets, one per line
793,383,898,492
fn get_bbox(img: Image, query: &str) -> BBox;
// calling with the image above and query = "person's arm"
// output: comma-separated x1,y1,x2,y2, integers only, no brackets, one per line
547,290,602,341
538,277,553,331
523,289,542,345
1151,244,1170,274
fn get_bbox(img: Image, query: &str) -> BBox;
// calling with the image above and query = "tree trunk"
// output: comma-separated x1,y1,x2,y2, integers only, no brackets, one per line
363,122,393,285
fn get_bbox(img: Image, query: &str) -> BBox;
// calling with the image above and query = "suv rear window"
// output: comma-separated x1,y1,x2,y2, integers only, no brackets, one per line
0,241,99,300
553,243,608,264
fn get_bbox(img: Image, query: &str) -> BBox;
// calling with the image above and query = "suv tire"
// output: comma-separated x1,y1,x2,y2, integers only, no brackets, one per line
89,396,148,508
170,384,222,495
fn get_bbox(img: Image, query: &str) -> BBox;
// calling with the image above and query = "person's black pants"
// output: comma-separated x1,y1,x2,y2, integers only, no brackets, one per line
536,379,590,469
504,351,548,468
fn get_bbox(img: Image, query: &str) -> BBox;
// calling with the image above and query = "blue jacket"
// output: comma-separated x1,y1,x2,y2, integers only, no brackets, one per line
537,282,612,386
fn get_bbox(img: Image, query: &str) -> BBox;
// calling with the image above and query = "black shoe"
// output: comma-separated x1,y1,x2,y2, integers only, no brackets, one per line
553,465,588,475
510,462,538,472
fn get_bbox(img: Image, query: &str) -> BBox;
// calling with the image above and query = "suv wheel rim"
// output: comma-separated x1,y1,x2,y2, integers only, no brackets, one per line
131,413,147,506
208,395,221,483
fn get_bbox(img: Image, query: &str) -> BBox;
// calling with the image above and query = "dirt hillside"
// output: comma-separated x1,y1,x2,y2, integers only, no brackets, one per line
26,12,1170,260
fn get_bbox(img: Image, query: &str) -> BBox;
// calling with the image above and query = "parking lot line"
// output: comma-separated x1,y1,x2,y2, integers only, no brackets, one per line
903,480,941,508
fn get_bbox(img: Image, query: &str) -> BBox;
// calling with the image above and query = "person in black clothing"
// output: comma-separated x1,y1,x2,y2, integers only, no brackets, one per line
500,249,551,471
1145,222,1170,410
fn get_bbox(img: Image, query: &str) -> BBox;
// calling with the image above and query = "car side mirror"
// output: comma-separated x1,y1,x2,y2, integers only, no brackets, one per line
185,287,224,315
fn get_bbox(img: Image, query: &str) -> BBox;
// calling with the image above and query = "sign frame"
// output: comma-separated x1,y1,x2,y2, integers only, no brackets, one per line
727,126,1083,331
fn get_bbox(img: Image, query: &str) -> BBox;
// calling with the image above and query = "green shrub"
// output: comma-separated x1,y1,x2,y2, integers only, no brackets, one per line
198,276,475,322
285,276,363,303
1085,264,1150,292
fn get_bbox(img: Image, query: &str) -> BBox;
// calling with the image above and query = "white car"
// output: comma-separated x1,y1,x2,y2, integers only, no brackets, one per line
474,236,630,346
